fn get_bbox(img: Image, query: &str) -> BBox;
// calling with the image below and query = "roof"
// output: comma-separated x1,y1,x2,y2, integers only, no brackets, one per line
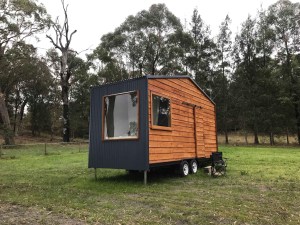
91,75,215,105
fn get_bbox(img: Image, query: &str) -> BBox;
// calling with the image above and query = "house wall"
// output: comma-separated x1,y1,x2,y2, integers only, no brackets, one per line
88,77,149,170
148,78,217,164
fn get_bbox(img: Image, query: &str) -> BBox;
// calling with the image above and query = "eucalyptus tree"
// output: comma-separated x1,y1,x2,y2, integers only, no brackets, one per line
0,0,50,144
46,0,77,142
26,57,53,136
91,4,186,80
267,0,300,144
8,42,52,136
69,57,98,138
45,49,63,140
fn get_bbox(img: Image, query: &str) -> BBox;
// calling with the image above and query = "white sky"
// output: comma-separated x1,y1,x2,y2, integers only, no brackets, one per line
35,0,298,58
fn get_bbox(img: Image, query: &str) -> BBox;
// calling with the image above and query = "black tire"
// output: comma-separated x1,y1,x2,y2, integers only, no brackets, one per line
189,159,198,174
179,160,189,177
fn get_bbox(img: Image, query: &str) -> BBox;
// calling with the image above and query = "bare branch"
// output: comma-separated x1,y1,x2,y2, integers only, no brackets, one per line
46,34,61,50
66,29,77,49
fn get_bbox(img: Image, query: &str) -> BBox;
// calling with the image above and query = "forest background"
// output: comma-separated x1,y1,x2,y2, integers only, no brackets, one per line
1,0,300,146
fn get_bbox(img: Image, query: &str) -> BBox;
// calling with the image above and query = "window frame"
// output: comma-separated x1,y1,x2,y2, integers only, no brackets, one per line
150,92,172,131
102,90,140,141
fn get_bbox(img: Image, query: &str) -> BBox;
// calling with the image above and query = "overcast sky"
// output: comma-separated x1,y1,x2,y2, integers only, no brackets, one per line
35,0,297,58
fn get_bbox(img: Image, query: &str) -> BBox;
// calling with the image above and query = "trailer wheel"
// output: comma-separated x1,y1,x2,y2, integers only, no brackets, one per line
189,159,198,174
180,160,189,177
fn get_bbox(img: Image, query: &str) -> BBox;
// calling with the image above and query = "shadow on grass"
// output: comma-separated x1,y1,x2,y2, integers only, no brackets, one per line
95,167,182,185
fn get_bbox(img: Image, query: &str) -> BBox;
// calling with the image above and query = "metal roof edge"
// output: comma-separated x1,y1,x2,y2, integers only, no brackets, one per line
89,75,147,90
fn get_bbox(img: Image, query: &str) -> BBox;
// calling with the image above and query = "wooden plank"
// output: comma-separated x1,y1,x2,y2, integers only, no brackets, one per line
172,152,195,158
153,79,212,107
201,142,216,148
149,147,195,154
149,154,174,161
203,135,217,140
149,142,195,148
168,79,213,104
150,135,195,142
203,135,217,139
150,158,176,164
149,129,194,136
148,81,214,111
148,85,213,112
196,127,216,132
148,123,194,132
149,148,173,154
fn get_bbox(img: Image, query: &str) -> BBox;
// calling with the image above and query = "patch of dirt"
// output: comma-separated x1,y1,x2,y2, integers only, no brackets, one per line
0,203,87,225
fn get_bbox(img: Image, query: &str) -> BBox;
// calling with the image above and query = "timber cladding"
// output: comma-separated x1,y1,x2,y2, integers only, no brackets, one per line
148,77,217,164
88,75,218,171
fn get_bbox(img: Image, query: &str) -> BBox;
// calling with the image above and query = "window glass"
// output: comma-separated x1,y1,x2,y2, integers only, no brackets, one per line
103,91,138,140
152,94,171,127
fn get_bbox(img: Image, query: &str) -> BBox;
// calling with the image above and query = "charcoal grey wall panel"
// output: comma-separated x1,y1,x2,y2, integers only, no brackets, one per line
88,77,149,170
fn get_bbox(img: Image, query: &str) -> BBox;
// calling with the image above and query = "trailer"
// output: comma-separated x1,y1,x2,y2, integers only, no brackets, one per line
88,75,218,183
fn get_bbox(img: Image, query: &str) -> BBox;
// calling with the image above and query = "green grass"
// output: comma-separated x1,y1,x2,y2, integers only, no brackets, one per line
0,145,300,224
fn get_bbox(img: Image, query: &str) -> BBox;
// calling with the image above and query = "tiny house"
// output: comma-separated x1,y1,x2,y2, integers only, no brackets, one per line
88,75,218,182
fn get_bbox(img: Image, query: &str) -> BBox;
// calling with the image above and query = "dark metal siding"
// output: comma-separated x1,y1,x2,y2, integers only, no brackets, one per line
88,77,149,170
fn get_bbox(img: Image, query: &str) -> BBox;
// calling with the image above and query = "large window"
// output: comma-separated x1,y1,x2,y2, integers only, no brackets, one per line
103,91,138,140
152,93,171,129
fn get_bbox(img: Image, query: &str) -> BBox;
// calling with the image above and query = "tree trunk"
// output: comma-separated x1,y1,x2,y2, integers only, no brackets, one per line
0,92,15,145
60,49,71,143
62,81,70,142
225,129,229,144
269,132,275,145
244,131,248,145
13,98,19,134
139,63,143,75
254,129,259,145
286,128,289,145
15,100,27,136
46,0,76,142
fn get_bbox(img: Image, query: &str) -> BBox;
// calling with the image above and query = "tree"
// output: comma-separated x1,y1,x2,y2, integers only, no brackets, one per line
69,56,98,138
232,16,261,144
91,4,186,81
187,9,216,91
46,0,77,142
214,15,232,144
7,42,52,136
45,49,63,141
268,0,300,144
0,0,50,144
255,7,279,145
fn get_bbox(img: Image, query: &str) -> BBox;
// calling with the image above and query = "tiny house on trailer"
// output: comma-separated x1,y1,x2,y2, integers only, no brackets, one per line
88,75,218,183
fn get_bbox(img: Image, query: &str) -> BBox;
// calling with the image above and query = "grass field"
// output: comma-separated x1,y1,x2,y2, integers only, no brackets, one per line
0,145,300,224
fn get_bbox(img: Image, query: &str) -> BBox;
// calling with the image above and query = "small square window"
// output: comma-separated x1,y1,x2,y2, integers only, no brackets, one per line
152,94,171,129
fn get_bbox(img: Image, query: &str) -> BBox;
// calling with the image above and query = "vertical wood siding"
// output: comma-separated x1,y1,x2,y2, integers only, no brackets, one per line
148,78,217,164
